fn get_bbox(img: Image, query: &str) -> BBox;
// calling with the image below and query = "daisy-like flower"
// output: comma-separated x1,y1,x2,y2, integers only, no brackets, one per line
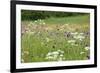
57,50,61,52
24,51,29,55
29,31,35,35
45,56,53,60
73,34,85,41
53,54,58,60
79,33,84,35
34,20,37,23
45,50,65,61
71,32,78,35
84,46,90,51
21,59,24,62
46,52,52,56
52,51,59,55
46,37,50,42
67,40,76,43
57,50,64,54
80,51,85,54
60,50,64,54
60,54,63,57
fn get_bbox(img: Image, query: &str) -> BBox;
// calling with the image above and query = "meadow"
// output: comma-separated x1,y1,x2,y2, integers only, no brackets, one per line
21,12,90,63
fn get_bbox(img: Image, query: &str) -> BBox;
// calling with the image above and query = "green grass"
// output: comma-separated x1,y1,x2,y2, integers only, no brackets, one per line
21,15,90,63
43,15,90,25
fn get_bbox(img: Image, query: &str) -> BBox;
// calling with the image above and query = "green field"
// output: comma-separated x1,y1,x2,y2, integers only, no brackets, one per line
21,14,90,63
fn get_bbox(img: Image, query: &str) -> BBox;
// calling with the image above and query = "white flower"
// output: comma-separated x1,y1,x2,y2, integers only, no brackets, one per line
60,51,64,54
74,35,85,40
24,51,29,55
46,52,52,56
46,38,50,42
34,20,37,23
43,22,46,25
79,33,84,35
68,40,75,43
60,54,63,57
71,32,78,35
84,46,90,51
45,56,53,59
57,50,61,52
29,31,35,35
80,52,85,54
53,54,58,60
21,59,24,62
52,51,59,55
45,50,65,61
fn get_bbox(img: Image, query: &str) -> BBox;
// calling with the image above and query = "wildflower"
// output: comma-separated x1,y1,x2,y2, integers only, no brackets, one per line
34,20,37,23
84,46,90,51
52,51,59,55
68,40,75,43
53,54,58,60
80,52,85,54
79,33,84,35
60,51,64,54
57,50,61,52
43,22,46,25
46,37,50,42
45,50,65,61
46,52,52,56
21,59,24,62
71,32,78,35
29,31,35,35
60,54,63,57
24,51,29,55
73,35,85,41
45,56,53,60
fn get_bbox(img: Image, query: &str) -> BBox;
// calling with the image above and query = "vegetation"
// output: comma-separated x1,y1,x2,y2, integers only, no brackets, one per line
21,10,88,21
21,10,90,63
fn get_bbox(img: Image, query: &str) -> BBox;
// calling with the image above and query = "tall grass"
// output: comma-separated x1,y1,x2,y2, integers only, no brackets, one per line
21,15,90,63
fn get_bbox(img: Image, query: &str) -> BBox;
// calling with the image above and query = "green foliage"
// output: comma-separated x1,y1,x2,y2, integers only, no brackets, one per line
21,15,90,63
43,15,90,25
21,10,88,21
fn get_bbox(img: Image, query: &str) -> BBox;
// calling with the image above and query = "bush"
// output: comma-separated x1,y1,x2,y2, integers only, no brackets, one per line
21,10,88,21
